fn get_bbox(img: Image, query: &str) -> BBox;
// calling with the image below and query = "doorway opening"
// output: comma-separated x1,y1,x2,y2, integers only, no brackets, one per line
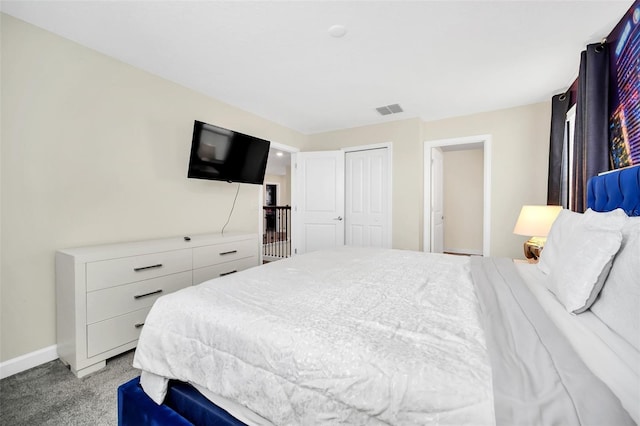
423,135,492,256
265,184,278,207
261,142,298,263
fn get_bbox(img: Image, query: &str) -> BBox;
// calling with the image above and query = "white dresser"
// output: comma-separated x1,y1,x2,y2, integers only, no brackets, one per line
56,232,259,377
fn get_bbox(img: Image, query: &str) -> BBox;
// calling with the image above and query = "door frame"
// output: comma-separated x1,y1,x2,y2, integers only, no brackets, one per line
258,141,299,264
423,135,492,256
343,142,393,248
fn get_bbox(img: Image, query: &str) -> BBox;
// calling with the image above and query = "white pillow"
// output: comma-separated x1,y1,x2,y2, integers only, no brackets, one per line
537,208,628,275
546,227,622,314
583,208,629,230
590,218,640,350
537,209,583,275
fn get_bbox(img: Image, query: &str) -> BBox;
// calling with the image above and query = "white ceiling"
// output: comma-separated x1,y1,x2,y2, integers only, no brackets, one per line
1,1,632,135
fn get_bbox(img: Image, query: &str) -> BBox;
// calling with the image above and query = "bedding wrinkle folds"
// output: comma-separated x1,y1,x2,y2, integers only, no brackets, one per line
471,257,634,426
134,248,494,425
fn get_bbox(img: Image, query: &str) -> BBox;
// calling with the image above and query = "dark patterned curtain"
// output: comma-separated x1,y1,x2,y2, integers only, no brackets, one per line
572,42,610,212
547,92,570,207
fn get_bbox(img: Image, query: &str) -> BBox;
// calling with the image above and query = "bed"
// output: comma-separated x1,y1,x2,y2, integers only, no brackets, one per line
119,165,640,426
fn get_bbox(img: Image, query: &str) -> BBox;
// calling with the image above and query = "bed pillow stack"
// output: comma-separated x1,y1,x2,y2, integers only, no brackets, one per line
537,208,628,314
589,216,640,351
537,209,584,276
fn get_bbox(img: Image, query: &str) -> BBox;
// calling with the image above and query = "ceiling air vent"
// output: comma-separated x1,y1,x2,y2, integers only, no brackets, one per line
376,103,404,116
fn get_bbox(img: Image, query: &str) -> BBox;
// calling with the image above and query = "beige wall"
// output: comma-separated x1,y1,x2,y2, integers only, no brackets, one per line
424,102,551,258
443,149,484,254
307,118,423,250
0,15,307,362
307,103,550,256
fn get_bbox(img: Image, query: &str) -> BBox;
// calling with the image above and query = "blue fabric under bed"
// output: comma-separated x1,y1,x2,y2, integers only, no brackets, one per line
118,376,246,426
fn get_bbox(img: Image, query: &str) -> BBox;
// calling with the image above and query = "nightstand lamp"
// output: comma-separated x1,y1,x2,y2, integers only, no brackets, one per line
513,205,562,260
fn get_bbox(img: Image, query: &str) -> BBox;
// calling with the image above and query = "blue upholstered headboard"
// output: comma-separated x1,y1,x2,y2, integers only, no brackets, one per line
587,165,640,216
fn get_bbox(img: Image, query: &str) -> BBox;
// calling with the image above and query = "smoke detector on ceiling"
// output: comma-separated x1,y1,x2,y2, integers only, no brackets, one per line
328,25,347,38
376,103,404,116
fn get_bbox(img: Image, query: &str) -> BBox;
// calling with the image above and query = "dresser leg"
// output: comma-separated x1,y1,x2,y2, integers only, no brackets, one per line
72,360,106,378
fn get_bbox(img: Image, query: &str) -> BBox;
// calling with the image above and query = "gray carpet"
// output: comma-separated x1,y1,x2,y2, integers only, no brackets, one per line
0,350,139,425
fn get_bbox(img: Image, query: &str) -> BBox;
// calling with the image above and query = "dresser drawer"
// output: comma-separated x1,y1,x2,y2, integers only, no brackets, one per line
193,239,258,269
193,256,258,285
86,249,192,291
57,232,259,377
86,271,192,324
87,307,150,358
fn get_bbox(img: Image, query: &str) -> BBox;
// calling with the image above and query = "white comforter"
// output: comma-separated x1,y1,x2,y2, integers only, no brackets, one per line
133,247,494,425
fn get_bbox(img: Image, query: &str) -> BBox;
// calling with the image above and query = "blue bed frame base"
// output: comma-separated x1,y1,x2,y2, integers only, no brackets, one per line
118,166,640,426
117,376,246,426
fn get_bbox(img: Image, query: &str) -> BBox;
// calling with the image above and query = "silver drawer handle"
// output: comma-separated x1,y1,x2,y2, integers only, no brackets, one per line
220,270,237,277
134,323,145,328
134,289,163,299
219,250,237,256
134,263,163,272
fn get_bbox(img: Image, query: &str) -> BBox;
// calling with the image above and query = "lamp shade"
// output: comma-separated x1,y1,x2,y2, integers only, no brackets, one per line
513,205,563,237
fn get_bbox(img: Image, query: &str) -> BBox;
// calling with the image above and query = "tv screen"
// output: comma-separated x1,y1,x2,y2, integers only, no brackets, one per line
188,120,270,185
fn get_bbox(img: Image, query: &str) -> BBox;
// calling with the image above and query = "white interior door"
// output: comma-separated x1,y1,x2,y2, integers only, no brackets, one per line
431,147,444,253
292,151,345,254
345,148,389,248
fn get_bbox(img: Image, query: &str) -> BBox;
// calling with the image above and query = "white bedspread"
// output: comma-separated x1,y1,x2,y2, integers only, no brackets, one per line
133,247,494,425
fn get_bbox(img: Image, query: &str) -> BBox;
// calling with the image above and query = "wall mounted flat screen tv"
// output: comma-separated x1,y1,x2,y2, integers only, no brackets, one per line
188,120,270,185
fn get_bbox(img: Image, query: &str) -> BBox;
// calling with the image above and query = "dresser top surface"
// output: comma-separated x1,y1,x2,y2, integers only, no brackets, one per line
57,232,258,262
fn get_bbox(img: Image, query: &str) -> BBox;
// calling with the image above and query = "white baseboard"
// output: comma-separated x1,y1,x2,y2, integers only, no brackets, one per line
444,248,483,256
0,345,58,380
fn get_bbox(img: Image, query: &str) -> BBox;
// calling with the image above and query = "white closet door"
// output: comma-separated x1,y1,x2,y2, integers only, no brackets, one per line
345,148,389,248
292,151,345,254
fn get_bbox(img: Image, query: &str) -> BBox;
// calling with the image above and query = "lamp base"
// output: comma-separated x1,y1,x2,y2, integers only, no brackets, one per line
523,237,546,261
